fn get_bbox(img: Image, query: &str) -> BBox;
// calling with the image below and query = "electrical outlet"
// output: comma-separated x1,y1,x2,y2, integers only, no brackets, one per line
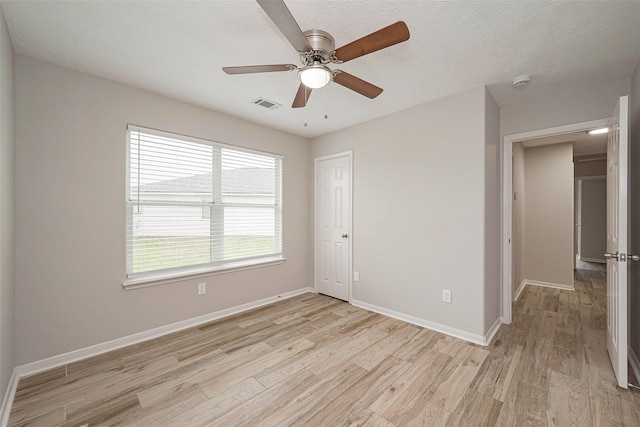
198,282,206,295
354,271,360,282
442,289,452,304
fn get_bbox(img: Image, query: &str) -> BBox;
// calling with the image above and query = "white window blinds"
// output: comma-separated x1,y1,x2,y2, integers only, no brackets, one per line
126,125,282,277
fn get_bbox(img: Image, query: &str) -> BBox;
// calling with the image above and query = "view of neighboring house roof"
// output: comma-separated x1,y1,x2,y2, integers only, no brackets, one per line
133,168,275,195
223,168,275,194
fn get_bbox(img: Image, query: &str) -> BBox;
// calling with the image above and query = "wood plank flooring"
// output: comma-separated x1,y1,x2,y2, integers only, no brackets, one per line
9,270,640,426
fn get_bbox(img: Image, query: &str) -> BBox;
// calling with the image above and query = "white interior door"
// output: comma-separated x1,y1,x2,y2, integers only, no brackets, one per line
315,153,351,301
605,95,629,389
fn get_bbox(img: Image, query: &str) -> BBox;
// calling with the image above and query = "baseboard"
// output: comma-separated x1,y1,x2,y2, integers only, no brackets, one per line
484,316,503,346
0,369,19,427
523,279,574,292
513,280,528,301
580,257,606,264
14,287,314,380
351,299,497,346
629,346,640,387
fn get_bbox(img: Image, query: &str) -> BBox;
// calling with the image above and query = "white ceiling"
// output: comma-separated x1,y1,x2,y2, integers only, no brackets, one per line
2,0,640,138
521,130,608,156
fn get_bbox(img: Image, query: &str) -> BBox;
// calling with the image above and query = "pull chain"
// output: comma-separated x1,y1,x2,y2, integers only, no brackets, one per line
324,84,329,120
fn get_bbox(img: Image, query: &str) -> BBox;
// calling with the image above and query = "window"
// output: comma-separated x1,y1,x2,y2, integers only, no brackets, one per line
126,125,282,279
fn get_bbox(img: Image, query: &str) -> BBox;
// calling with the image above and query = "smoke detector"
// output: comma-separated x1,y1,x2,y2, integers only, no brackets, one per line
512,75,531,87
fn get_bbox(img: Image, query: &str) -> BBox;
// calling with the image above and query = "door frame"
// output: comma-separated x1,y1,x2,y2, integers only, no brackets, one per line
501,118,611,323
314,150,354,302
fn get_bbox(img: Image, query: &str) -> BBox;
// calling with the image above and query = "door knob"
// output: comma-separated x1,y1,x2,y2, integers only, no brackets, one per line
604,252,619,260
341,234,348,238
630,254,640,262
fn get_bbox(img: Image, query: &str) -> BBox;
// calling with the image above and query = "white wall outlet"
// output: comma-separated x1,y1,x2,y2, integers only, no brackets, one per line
198,282,206,295
442,289,452,304
354,271,360,282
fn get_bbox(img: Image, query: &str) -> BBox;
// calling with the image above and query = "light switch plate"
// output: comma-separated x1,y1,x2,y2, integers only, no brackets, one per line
442,289,452,304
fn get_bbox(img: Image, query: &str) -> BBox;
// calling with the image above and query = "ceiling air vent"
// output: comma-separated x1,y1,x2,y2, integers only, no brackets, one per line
252,97,282,110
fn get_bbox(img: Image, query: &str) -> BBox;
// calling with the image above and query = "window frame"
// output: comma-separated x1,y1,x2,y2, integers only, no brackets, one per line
123,124,285,289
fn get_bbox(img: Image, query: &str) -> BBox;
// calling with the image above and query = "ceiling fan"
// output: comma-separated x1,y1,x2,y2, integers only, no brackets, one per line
222,0,410,108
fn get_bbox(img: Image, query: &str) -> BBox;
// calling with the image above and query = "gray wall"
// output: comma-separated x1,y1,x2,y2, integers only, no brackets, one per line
14,56,312,364
512,142,526,294
574,154,607,178
523,143,574,287
0,5,15,394
630,58,640,365
578,178,606,261
574,154,607,261
312,86,495,338
484,88,501,330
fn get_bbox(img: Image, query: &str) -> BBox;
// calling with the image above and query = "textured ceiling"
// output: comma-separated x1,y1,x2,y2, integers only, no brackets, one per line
2,0,640,138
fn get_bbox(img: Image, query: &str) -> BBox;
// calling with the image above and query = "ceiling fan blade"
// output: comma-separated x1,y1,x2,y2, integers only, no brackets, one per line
257,0,312,53
292,83,312,108
223,64,297,74
333,21,410,63
333,71,383,99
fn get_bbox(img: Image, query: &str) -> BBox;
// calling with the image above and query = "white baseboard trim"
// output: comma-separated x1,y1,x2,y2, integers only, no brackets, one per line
514,280,528,301
11,286,314,383
0,369,19,427
580,257,606,264
629,346,640,387
0,286,315,425
524,279,574,292
351,299,499,346
484,316,503,346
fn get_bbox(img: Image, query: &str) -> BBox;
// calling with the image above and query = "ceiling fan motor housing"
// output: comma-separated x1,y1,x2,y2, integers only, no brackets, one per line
302,29,335,64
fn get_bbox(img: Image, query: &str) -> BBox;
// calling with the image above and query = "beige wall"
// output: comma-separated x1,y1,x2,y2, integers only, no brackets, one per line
524,143,574,286
630,59,640,362
8,42,637,371
0,5,15,393
500,78,631,138
14,56,312,364
512,142,526,294
484,88,501,330
312,86,493,338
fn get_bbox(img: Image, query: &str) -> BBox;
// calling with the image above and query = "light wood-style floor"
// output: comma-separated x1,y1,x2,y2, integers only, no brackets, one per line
9,270,640,426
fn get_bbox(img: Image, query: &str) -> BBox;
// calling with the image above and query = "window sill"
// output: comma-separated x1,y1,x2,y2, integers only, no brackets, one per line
122,257,287,290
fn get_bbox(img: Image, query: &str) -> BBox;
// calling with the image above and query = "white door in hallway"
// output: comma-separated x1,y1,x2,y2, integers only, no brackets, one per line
605,95,629,389
315,152,351,301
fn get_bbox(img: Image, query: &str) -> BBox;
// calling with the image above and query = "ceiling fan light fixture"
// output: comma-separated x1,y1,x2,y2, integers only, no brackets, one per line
224,2,411,108
299,64,331,89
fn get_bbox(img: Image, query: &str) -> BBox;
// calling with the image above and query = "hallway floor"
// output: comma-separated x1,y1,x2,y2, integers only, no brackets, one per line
496,269,640,425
